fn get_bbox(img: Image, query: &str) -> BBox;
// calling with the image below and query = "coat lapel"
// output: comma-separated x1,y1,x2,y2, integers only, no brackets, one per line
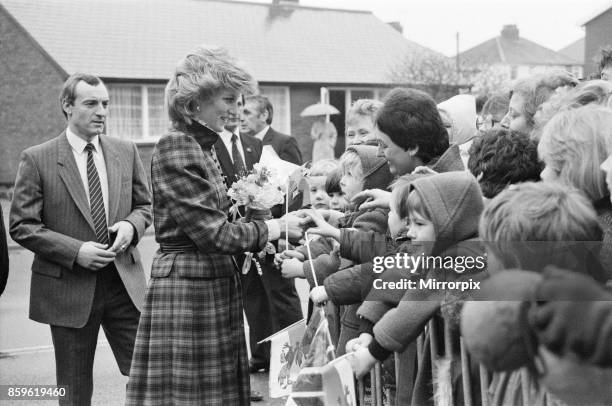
100,136,122,226
242,136,259,170
214,138,236,182
57,133,96,232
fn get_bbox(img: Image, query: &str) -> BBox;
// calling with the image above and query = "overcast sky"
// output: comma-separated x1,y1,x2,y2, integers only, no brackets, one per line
239,0,611,56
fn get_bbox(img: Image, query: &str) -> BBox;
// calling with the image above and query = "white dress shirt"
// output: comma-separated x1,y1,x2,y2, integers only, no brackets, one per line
218,128,246,164
66,128,110,223
253,125,270,142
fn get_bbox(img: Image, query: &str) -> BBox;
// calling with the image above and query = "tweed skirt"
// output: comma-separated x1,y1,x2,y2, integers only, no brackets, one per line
125,265,249,405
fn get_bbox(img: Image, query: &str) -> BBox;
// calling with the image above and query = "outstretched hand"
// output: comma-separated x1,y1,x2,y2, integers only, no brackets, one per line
303,209,341,241
351,189,391,211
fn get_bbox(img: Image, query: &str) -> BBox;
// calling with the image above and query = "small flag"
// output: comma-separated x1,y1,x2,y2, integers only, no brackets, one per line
290,355,356,406
266,319,307,398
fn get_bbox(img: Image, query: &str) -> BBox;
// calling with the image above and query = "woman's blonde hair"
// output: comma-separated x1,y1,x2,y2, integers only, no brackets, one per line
538,105,612,202
165,45,256,127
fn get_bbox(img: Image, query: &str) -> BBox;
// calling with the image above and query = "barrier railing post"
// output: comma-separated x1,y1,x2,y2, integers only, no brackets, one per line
374,362,383,406
460,337,474,406
479,365,489,406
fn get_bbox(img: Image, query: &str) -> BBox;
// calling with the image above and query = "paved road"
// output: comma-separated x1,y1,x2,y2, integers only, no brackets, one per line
0,203,309,405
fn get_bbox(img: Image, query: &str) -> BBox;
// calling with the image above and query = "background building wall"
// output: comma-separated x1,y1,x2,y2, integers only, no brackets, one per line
0,7,66,185
584,8,612,78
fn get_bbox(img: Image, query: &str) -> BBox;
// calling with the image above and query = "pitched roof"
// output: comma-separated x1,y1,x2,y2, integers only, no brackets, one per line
457,29,580,67
1,0,437,84
581,2,612,26
558,38,585,64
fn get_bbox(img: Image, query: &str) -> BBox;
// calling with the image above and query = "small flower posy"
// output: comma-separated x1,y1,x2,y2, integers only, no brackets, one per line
227,164,286,276
227,163,285,212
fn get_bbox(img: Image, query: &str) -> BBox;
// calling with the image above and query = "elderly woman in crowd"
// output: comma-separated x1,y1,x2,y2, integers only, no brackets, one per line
538,105,612,279
126,45,301,405
344,98,382,148
500,70,578,137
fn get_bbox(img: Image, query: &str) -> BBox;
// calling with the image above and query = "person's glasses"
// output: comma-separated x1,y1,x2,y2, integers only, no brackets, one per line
477,115,499,130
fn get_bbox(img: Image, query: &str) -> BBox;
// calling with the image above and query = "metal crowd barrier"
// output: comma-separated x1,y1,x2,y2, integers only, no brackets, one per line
356,315,492,406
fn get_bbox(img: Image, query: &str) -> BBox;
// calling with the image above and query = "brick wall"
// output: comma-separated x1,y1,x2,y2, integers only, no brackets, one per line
584,8,612,78
0,6,67,185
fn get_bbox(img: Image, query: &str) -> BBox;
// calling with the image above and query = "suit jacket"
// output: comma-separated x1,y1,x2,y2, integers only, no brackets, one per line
9,132,152,328
263,127,302,166
213,132,262,188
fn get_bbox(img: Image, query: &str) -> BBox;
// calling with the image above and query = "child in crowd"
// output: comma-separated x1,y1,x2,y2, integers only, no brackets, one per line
324,167,349,212
467,128,542,199
476,181,607,405
345,99,382,148
302,159,338,210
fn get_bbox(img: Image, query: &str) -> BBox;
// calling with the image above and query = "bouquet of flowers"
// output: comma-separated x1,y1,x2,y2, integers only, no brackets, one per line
227,164,285,275
228,163,285,220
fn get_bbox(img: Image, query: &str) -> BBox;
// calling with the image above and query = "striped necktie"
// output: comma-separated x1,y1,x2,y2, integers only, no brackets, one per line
84,143,109,245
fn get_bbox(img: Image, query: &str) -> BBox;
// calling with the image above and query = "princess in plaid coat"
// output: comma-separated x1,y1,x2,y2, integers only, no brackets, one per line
126,46,301,405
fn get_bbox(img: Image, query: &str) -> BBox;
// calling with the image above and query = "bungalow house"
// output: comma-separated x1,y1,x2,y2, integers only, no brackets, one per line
457,24,583,84
0,0,438,185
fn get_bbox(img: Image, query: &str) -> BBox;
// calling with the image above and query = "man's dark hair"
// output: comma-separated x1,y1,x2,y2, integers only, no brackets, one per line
598,46,612,75
375,87,449,164
59,73,103,119
245,94,274,125
468,128,542,198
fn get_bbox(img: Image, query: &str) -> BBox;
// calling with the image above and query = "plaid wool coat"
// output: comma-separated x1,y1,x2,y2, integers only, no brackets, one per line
126,121,269,406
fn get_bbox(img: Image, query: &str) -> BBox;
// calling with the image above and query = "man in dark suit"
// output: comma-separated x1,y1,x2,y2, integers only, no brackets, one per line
241,95,302,165
237,95,304,371
10,73,152,405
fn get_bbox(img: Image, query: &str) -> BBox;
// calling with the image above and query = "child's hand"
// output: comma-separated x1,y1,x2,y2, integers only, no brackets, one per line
349,347,377,379
351,189,391,211
304,209,341,241
310,285,329,305
281,249,305,261
411,166,437,176
345,333,373,354
281,258,305,279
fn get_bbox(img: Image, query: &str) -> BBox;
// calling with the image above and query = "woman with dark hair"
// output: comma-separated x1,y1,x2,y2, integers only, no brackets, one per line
126,45,302,405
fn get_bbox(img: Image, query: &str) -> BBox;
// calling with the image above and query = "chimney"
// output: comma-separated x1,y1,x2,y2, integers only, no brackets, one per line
501,24,519,41
388,21,403,34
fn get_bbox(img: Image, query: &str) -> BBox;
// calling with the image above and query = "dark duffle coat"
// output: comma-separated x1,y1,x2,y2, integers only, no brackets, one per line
126,121,269,406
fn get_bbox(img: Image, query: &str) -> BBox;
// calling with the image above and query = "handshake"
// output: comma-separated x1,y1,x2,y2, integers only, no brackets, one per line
274,208,345,242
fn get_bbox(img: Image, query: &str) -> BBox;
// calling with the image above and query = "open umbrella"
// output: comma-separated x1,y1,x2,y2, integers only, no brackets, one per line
300,103,340,117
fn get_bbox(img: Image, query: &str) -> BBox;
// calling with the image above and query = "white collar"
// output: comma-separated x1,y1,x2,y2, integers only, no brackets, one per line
253,125,270,141
66,127,101,154
219,128,239,143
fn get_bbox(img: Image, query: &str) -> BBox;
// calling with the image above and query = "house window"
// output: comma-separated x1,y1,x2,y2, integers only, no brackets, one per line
259,86,291,134
106,84,169,142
